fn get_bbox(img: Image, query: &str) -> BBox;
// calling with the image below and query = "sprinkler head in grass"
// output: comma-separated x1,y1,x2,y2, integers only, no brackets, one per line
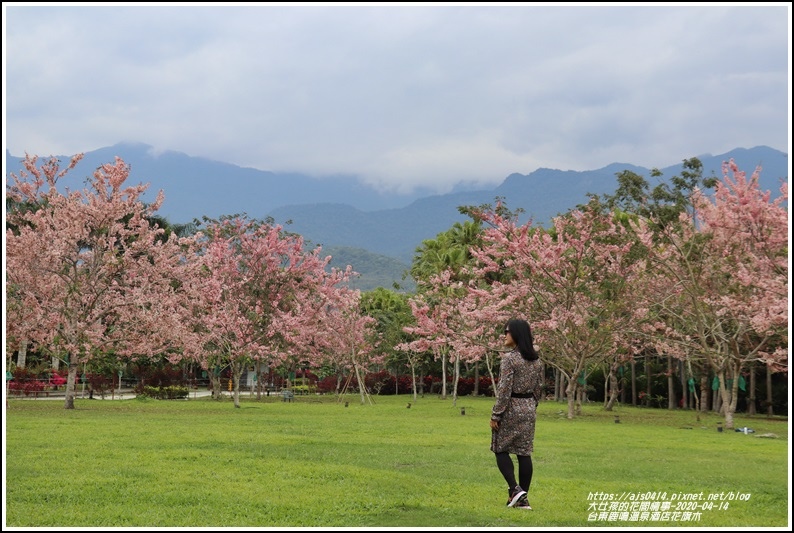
407,403,411,408
614,415,620,424
461,407,466,415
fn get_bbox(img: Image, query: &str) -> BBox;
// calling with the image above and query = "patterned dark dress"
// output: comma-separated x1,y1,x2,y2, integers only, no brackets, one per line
490,349,544,456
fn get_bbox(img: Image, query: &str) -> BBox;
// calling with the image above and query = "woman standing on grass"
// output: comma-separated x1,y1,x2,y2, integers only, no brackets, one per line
490,318,544,510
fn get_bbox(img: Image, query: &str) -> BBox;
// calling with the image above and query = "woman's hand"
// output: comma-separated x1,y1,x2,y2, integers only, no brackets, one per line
490,419,500,431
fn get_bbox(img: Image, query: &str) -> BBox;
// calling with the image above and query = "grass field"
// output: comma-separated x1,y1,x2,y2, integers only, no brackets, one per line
4,393,790,528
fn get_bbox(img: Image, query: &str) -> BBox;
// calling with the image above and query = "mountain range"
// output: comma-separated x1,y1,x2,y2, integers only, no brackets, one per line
5,144,788,292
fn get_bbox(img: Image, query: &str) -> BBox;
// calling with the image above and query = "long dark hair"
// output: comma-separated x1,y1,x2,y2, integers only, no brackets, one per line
506,318,539,361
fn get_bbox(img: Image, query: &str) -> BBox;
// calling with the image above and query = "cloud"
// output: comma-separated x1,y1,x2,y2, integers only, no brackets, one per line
4,3,790,195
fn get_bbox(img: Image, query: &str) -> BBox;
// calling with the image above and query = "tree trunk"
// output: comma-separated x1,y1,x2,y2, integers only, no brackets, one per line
700,373,710,412
560,372,567,403
679,360,688,409
231,360,243,408
473,361,480,396
554,370,560,401
16,339,28,368
630,360,637,406
747,363,756,415
717,363,742,430
645,355,652,407
210,374,222,400
765,365,773,416
665,356,672,409
602,367,610,409
440,348,448,400
575,383,584,416
451,354,460,407
255,360,262,401
64,362,78,410
353,362,368,405
410,361,418,402
565,378,577,419
604,367,619,411
485,352,497,397
711,370,722,413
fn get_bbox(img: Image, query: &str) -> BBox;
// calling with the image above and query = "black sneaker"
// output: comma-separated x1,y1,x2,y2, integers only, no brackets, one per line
515,493,532,510
506,487,527,507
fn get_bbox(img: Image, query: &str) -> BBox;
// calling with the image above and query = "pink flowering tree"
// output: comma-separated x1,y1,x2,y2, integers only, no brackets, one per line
196,216,353,407
398,299,442,401
633,160,788,428
310,287,378,405
405,221,484,400
6,154,206,409
402,271,510,405
462,200,646,418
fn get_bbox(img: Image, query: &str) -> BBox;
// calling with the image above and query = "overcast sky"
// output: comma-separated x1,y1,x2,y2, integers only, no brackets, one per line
3,2,791,195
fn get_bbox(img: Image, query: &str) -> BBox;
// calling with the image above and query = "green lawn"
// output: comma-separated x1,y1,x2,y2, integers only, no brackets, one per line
4,393,789,528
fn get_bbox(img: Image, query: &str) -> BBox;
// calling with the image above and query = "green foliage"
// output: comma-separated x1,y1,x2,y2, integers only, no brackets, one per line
139,385,189,399
5,396,787,527
410,219,483,288
360,288,415,369
593,157,718,234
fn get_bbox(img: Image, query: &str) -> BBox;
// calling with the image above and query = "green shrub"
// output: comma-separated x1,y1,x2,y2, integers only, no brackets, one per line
140,385,188,399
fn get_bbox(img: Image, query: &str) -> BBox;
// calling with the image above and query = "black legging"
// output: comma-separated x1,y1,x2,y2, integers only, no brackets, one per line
495,452,533,492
